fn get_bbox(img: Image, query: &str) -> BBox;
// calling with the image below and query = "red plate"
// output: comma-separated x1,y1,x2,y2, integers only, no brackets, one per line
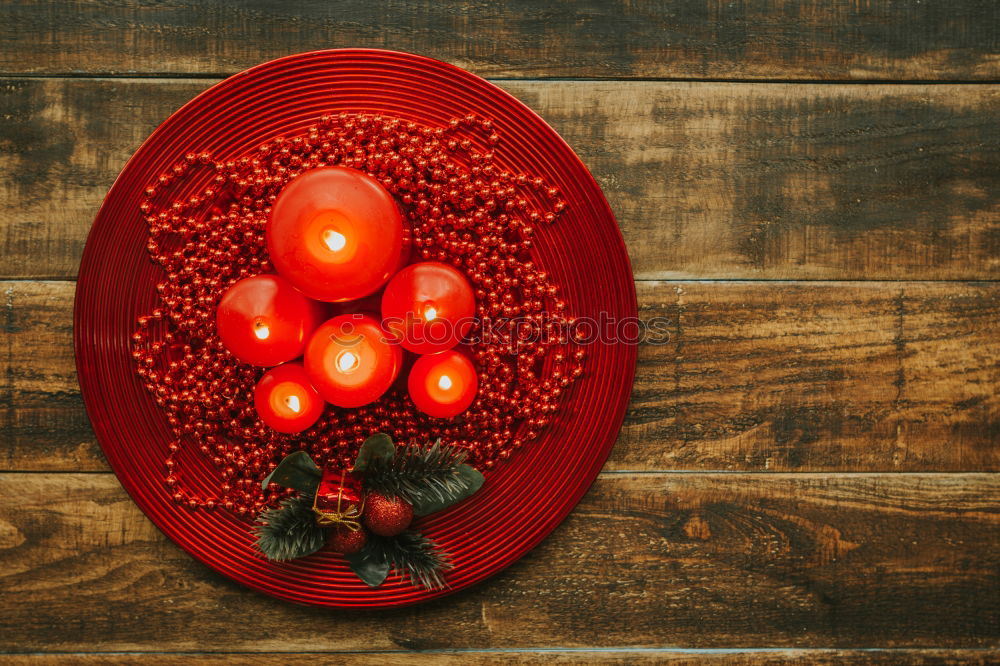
75,49,637,608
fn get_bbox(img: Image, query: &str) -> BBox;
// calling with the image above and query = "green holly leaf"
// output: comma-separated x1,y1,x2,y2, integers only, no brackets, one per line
411,463,485,516
261,451,322,495
353,433,395,473
345,551,391,587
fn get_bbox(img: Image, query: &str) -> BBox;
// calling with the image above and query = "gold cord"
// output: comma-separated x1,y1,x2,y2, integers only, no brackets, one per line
312,476,365,531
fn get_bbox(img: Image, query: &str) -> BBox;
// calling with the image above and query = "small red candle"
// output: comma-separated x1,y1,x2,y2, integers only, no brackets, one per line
408,350,478,418
267,166,403,302
304,313,403,408
216,274,326,366
253,362,325,433
381,261,475,354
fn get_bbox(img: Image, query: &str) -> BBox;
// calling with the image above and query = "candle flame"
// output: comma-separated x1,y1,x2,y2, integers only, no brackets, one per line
322,229,347,252
437,374,453,391
284,395,302,414
423,304,438,322
336,350,360,373
253,320,270,340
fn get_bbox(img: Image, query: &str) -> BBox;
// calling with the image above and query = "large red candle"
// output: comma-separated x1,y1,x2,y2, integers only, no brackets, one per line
381,261,475,354
267,167,403,302
253,362,325,433
216,274,326,366
304,313,403,408
408,350,478,418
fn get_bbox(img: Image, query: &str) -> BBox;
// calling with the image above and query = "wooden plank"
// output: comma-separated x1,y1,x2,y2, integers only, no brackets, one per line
0,473,996,650
3,79,1000,281
623,281,1000,472
4,280,999,473
1,282,94,471
4,650,999,664
0,1,998,80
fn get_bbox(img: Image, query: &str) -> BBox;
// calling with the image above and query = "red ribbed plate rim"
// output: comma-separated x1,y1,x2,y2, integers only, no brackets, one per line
74,49,637,608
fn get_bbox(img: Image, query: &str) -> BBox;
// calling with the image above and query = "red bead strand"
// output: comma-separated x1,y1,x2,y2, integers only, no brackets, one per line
131,112,583,518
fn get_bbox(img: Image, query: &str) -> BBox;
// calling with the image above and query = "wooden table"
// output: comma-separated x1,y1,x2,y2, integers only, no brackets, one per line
2,2,998,663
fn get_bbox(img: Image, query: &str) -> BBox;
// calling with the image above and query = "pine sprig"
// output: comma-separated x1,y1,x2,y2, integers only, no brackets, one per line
363,531,453,590
253,494,328,561
364,440,468,505
253,440,484,592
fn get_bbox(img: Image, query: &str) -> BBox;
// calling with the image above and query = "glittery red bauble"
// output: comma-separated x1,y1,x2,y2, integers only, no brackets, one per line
329,527,368,555
363,493,414,537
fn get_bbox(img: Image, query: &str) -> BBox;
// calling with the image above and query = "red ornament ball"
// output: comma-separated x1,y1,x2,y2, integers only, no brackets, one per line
328,527,368,555
363,493,414,537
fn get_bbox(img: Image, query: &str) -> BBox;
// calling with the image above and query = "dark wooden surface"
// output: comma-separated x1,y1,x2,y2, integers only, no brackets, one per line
4,79,1000,281
6,280,1000,473
2,473,998,651
1,1,998,663
1,1,998,80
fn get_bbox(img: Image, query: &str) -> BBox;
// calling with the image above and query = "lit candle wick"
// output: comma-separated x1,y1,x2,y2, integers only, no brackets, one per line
253,320,270,340
284,394,301,414
437,374,453,391
336,350,360,373
322,229,347,252
423,304,438,321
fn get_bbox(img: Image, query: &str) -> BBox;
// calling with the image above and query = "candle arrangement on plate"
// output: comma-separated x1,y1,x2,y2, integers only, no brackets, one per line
219,165,479,425
131,111,584,588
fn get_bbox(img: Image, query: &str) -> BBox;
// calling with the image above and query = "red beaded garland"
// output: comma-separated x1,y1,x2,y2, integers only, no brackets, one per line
131,112,583,517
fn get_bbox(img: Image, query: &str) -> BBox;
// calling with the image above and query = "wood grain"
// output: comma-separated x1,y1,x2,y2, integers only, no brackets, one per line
623,281,1000,472
3,79,1000,281
0,472,996,650
2,2,997,659
1,1,998,80
4,280,999,473
1,282,93,471
5,650,999,664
